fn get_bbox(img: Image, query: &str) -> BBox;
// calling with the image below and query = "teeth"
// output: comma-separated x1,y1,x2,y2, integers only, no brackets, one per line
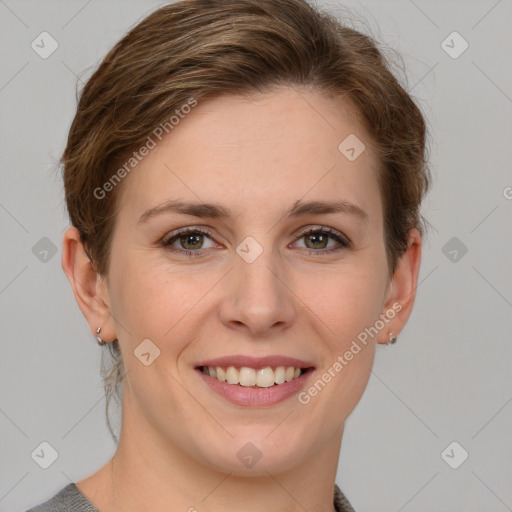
201,365,305,387
239,367,256,386
256,367,274,388
226,366,239,384
275,366,285,384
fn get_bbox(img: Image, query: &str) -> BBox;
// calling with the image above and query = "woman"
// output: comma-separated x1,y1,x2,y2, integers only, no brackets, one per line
27,0,430,510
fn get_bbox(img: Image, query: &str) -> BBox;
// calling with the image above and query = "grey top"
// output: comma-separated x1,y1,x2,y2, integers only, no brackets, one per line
26,482,355,512
25,484,98,512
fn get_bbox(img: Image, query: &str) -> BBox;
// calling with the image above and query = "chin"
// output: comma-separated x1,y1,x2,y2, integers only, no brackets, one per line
195,426,310,476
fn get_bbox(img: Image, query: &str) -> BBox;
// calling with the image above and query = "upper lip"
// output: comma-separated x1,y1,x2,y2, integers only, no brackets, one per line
195,355,315,369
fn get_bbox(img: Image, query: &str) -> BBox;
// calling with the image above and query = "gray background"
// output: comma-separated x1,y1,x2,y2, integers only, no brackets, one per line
1,1,511,511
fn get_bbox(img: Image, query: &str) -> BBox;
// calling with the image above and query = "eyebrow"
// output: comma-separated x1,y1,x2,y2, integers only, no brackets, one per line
138,198,369,224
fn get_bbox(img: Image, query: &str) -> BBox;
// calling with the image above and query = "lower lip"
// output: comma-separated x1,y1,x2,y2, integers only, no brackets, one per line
195,368,314,407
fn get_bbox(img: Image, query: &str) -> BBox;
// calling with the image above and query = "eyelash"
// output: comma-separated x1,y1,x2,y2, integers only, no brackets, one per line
160,226,350,258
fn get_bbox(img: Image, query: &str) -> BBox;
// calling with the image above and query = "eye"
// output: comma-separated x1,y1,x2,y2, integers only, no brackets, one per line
161,227,217,257
292,226,350,255
161,225,350,258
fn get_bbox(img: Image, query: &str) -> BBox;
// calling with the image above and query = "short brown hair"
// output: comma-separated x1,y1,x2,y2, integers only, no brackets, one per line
61,0,431,442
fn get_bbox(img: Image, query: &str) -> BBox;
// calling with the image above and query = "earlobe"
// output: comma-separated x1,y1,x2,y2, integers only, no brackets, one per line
61,227,116,342
378,228,422,345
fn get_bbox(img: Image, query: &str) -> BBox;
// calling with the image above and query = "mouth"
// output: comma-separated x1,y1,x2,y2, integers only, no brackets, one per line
193,355,316,406
195,365,313,388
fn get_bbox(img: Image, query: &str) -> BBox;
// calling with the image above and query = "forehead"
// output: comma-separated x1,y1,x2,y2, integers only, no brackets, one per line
118,86,382,225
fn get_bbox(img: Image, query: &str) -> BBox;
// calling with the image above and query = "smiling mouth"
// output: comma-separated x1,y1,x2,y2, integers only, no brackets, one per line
196,365,313,388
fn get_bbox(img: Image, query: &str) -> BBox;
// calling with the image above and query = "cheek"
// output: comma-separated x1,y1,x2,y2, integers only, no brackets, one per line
294,261,386,409
299,272,381,421
325,343,376,425
109,252,217,346
301,262,388,343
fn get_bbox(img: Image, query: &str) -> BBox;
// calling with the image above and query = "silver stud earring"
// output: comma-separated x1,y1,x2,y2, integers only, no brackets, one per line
386,331,398,345
95,327,107,346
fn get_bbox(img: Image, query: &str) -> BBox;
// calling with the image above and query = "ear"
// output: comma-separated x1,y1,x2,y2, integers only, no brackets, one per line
61,227,117,342
378,228,422,345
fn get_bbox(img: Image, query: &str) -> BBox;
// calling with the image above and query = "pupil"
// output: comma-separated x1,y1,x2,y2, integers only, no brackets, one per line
307,233,327,249
181,233,202,249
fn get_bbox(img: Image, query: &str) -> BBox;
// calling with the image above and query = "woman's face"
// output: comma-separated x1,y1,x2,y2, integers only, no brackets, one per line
96,86,405,474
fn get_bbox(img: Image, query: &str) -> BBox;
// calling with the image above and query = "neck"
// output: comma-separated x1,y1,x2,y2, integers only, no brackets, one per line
78,393,344,512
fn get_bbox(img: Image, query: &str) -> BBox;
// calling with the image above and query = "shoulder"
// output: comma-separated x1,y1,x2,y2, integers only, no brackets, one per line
25,483,99,512
334,483,356,512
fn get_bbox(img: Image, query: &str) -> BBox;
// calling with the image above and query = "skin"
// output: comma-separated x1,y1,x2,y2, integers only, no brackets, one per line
62,85,421,512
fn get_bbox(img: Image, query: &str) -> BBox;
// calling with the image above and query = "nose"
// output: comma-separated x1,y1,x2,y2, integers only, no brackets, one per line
218,244,297,338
